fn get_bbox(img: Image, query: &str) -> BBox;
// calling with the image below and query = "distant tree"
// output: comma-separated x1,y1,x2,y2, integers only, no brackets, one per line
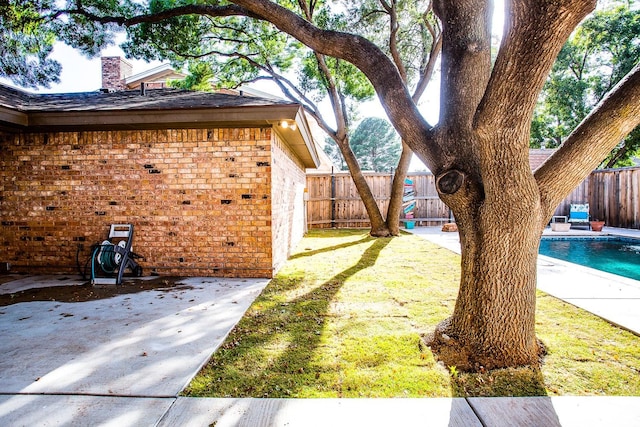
323,137,347,171
350,117,401,172
168,62,214,92
324,117,401,172
531,3,640,168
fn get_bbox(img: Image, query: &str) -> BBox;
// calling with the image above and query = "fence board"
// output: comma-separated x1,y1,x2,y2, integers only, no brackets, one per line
306,172,450,228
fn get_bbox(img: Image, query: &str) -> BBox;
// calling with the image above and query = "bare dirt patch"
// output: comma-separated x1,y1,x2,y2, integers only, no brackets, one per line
0,276,191,306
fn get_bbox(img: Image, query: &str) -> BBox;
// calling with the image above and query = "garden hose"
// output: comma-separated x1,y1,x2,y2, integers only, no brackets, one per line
93,240,126,274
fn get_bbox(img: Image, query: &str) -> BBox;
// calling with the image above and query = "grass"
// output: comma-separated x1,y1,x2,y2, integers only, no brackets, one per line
184,229,640,398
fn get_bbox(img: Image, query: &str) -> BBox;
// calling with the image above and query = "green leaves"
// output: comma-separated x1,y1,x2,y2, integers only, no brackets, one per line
532,3,640,166
326,117,401,172
167,61,214,91
0,1,60,87
0,0,140,87
342,0,437,89
349,117,401,172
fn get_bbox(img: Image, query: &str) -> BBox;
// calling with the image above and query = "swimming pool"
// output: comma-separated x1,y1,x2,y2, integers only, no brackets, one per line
539,237,640,281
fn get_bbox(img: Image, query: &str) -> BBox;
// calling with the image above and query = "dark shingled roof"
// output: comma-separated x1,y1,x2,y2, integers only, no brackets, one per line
0,84,295,112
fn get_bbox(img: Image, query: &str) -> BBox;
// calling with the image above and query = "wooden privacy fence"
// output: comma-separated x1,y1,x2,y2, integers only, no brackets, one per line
307,167,640,230
555,167,640,229
306,172,451,228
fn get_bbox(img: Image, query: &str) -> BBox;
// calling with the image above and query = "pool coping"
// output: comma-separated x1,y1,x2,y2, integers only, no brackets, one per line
538,235,640,284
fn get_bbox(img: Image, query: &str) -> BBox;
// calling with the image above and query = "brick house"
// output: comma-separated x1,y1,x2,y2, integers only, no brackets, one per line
0,83,319,278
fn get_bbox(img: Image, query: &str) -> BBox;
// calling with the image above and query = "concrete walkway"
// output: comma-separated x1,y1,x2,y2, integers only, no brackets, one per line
157,395,640,426
1,233,639,426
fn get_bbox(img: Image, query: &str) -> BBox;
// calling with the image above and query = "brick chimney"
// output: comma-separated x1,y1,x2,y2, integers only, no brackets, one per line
101,56,133,91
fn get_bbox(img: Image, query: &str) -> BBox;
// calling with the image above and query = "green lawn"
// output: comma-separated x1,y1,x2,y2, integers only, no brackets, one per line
184,229,640,397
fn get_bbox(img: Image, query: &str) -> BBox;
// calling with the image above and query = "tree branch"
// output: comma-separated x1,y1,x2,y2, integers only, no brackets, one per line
535,62,640,217
383,0,407,82
475,0,596,133
434,0,492,129
227,0,440,168
295,1,350,140
65,3,254,26
412,5,441,101
413,31,441,102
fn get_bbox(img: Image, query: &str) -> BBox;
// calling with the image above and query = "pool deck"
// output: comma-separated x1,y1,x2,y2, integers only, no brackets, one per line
409,226,640,336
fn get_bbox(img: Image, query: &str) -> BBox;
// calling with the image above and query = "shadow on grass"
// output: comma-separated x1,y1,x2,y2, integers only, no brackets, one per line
288,235,374,260
185,236,391,398
449,366,549,397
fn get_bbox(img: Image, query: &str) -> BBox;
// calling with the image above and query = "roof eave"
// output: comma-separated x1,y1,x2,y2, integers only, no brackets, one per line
269,108,320,169
22,103,297,128
0,103,319,168
0,105,28,130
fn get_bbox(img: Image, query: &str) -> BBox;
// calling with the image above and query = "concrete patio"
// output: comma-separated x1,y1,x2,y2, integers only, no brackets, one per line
0,228,639,426
0,276,271,426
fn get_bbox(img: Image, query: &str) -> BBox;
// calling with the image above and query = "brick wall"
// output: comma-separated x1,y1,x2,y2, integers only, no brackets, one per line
0,127,287,278
270,134,307,273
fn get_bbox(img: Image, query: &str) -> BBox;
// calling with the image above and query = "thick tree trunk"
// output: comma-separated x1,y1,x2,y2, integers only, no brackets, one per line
386,142,413,235
428,201,543,370
427,161,544,370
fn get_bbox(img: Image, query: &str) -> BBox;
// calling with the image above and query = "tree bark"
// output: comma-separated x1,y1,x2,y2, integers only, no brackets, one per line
335,136,391,237
386,142,412,235
429,219,543,369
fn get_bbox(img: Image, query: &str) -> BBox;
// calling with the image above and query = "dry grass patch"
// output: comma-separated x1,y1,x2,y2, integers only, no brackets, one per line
184,229,640,398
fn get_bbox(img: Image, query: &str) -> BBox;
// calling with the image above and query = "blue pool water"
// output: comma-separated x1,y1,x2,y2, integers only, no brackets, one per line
539,237,640,281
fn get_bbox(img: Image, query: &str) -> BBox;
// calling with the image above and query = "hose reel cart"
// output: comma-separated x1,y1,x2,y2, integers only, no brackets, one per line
90,224,143,285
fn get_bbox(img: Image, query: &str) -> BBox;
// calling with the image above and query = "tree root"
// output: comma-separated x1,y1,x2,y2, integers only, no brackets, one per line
423,321,547,373
369,227,393,237
423,328,476,372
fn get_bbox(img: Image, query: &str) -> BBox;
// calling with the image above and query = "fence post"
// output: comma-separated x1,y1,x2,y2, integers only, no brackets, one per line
331,167,336,228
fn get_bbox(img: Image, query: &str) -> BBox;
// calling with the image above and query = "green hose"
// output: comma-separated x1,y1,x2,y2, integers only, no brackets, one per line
92,241,120,274
99,244,118,272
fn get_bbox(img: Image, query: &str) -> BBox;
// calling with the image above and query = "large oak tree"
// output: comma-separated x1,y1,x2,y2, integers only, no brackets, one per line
2,0,640,370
